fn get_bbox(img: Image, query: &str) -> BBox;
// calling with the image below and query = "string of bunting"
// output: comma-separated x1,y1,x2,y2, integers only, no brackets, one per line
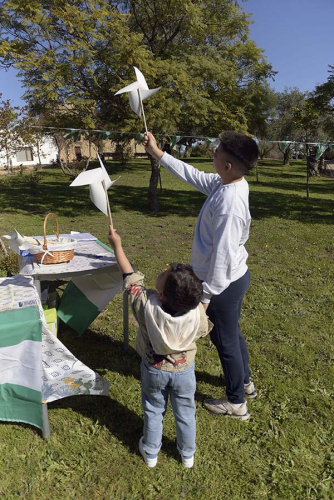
28,126,334,152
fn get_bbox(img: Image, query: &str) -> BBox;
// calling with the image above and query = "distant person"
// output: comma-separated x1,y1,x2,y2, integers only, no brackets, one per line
162,143,172,155
108,227,211,468
143,131,258,420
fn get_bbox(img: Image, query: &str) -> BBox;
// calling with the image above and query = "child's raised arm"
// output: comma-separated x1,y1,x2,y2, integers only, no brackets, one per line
143,132,218,196
108,226,133,275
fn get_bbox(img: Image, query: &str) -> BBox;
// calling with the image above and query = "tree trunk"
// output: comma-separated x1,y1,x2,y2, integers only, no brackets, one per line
283,149,290,165
307,156,319,177
148,156,160,211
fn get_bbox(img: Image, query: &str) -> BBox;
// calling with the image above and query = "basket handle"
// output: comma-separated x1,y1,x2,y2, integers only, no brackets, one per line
43,212,59,250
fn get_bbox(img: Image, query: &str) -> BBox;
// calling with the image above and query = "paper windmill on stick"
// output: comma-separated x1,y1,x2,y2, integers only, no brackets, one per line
115,66,160,133
70,153,120,227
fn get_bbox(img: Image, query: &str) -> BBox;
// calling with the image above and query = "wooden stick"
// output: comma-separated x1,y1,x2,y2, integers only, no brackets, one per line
103,179,113,227
137,88,148,134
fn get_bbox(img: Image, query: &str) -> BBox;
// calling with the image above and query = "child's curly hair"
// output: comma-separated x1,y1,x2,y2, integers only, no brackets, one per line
219,131,259,172
163,263,203,313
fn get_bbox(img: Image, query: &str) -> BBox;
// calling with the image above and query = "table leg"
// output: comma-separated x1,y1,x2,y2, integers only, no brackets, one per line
42,403,50,438
34,279,42,300
123,292,129,351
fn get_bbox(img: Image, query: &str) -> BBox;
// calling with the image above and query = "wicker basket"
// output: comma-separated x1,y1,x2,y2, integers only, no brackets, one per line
34,213,75,265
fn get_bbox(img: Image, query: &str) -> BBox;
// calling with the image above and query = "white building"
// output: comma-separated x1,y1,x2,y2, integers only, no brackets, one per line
0,135,58,168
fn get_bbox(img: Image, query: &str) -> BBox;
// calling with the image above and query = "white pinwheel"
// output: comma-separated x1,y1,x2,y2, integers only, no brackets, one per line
115,67,160,130
70,153,120,225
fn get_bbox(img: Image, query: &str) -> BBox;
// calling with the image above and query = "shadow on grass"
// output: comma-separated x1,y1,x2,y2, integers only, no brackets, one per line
50,395,179,459
194,370,225,403
52,326,180,458
58,326,141,380
1,163,332,224
249,189,333,224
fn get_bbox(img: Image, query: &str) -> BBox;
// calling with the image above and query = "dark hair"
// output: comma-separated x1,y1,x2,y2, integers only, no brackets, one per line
163,263,203,313
219,131,258,171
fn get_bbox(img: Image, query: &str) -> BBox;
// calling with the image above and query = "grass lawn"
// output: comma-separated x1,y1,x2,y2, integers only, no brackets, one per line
0,157,333,500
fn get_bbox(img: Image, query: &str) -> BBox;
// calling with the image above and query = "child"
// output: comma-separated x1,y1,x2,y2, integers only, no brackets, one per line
108,227,211,468
143,131,258,420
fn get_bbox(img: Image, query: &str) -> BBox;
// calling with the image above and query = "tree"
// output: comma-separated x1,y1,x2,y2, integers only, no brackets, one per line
292,100,324,178
257,140,275,160
267,88,306,165
0,94,24,172
0,0,274,210
310,64,334,139
311,65,334,110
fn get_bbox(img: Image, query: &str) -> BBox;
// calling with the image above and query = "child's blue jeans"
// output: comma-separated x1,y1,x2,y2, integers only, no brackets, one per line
140,360,196,457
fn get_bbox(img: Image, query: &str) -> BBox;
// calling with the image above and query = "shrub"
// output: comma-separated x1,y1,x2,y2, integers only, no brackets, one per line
26,172,41,194
0,252,19,276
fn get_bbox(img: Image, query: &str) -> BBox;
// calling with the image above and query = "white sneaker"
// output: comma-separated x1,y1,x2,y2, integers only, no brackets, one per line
181,454,194,468
220,374,258,399
203,398,250,420
244,381,257,399
139,437,158,468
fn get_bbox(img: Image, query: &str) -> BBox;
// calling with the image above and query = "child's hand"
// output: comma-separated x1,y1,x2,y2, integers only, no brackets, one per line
142,132,163,160
108,226,121,249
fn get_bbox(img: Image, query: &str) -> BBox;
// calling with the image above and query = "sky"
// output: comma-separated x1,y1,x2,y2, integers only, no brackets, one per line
242,0,334,93
0,0,333,107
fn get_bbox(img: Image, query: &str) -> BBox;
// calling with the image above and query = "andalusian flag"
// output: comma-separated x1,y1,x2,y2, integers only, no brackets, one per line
57,242,122,335
0,278,43,430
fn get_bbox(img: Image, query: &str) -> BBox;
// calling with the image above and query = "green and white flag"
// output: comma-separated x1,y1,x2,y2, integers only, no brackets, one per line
63,130,81,141
315,143,327,161
171,136,183,148
97,131,111,140
58,241,122,335
278,140,291,153
206,137,219,149
0,276,43,430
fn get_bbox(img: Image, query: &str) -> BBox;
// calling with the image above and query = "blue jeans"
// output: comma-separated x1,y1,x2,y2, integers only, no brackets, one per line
207,270,251,404
141,360,196,456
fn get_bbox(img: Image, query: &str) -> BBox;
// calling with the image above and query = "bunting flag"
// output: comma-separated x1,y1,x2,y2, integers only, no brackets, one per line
97,131,111,140
206,137,219,149
278,140,292,153
171,136,183,148
57,242,122,335
315,143,328,161
63,130,81,141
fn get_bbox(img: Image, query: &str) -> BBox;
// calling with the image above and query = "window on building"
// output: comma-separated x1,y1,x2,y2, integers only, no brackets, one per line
74,146,82,161
16,148,34,162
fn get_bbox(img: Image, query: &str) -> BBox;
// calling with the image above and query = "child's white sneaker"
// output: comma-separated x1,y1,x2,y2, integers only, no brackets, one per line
181,454,194,468
139,437,158,468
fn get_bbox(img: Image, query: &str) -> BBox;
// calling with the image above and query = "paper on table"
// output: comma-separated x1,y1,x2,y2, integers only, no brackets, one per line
70,232,97,241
